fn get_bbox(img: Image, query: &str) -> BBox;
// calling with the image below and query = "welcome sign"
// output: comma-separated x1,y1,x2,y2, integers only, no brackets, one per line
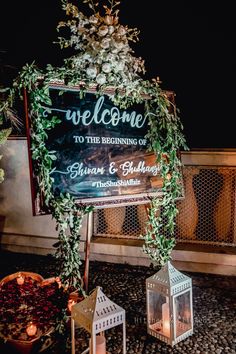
27,83,165,211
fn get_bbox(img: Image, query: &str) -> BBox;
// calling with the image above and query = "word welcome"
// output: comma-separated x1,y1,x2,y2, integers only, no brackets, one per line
43,96,157,129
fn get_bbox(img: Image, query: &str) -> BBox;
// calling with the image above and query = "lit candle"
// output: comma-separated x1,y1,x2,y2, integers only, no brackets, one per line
90,335,106,354
68,299,76,312
184,308,191,324
162,300,170,337
55,276,62,288
16,273,25,285
26,322,37,337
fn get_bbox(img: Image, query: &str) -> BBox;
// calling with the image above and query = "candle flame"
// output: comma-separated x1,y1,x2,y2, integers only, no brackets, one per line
16,273,25,285
26,322,37,337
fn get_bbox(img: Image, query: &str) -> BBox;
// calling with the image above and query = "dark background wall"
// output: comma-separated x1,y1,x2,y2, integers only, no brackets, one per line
0,0,235,149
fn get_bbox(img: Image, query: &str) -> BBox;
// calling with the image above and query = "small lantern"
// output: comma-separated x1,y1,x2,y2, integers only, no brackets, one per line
71,286,126,354
146,261,193,346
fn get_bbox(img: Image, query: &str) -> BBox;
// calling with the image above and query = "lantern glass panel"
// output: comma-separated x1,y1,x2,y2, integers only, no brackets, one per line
174,290,192,338
147,290,170,338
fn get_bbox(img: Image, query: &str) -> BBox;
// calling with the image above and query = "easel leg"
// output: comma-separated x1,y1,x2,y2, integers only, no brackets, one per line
71,318,75,354
84,210,93,294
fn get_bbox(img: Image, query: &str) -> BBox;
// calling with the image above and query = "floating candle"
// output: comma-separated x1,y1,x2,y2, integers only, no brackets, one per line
16,273,25,285
26,322,37,337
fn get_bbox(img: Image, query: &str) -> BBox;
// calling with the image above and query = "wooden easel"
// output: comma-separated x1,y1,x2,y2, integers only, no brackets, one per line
83,210,93,294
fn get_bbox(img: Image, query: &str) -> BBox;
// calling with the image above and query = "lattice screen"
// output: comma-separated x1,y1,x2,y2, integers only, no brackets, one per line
93,166,236,246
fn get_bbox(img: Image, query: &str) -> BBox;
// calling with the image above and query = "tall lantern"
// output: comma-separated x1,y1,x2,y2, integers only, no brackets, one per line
71,286,126,354
146,261,193,346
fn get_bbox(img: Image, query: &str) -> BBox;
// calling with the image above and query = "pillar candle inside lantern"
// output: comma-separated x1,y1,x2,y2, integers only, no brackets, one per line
90,335,106,354
184,307,191,324
162,300,170,337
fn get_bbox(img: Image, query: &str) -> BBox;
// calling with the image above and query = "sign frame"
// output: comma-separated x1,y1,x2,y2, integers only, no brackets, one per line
25,82,183,215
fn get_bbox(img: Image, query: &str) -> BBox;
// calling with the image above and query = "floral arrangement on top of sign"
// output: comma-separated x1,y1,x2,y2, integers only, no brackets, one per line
56,0,145,97
0,0,188,297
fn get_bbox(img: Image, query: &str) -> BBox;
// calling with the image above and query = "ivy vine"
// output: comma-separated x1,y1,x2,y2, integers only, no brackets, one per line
0,0,188,292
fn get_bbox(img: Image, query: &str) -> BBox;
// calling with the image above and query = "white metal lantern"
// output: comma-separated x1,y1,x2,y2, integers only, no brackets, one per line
71,286,126,354
146,261,193,347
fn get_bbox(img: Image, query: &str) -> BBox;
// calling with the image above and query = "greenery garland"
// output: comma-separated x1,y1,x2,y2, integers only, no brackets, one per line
0,0,188,293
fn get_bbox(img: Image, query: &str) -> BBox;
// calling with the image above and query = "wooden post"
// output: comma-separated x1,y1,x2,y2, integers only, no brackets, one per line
71,318,75,354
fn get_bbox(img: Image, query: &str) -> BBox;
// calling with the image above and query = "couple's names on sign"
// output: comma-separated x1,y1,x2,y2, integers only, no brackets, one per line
51,160,160,179
28,85,164,210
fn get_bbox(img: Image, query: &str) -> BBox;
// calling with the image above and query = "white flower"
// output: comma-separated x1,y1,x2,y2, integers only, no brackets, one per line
96,73,106,85
111,47,119,54
89,15,99,24
106,53,116,61
121,44,129,53
102,63,112,73
70,25,77,34
89,26,96,34
73,57,81,65
83,53,92,62
78,26,86,34
86,66,97,78
113,40,125,50
100,38,110,49
108,75,116,82
117,26,126,36
119,53,127,60
75,43,82,50
116,61,125,71
71,35,79,44
96,57,103,64
98,25,108,37
113,61,125,73
104,15,114,25
91,41,100,51
79,19,89,27
108,26,115,35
